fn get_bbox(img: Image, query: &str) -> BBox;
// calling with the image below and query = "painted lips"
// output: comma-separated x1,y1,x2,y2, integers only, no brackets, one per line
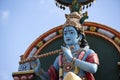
66,38,71,41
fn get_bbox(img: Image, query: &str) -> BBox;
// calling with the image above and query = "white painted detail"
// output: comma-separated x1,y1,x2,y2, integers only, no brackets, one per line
44,32,57,41
98,29,114,38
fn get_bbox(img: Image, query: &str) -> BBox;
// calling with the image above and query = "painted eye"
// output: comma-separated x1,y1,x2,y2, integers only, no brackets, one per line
70,31,74,34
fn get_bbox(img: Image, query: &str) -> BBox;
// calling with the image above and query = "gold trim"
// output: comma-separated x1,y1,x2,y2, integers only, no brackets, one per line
12,70,34,75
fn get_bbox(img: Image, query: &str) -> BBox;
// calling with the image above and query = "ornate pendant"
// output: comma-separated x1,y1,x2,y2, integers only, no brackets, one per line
63,62,74,72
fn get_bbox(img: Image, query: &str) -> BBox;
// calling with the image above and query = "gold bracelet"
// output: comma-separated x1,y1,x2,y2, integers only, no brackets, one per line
71,57,76,64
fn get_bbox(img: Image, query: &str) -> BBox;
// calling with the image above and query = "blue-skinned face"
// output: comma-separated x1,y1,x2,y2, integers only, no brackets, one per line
63,26,82,46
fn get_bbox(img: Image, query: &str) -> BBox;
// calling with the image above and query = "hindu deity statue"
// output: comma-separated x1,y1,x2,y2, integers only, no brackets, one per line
31,9,99,80
16,0,99,80
13,0,120,80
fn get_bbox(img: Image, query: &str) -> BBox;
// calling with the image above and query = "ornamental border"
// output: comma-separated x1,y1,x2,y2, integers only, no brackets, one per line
22,22,120,60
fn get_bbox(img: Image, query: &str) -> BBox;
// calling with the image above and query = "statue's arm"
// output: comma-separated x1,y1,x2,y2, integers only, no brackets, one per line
30,58,49,80
75,59,98,73
74,50,99,73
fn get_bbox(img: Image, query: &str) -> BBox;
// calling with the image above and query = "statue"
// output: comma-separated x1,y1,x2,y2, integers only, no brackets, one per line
14,1,99,80
31,11,99,80
12,0,120,80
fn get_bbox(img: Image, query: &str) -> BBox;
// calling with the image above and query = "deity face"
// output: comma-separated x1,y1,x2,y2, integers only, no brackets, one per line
63,26,82,46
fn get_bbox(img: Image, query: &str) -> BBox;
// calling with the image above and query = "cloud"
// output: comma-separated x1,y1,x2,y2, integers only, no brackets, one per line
0,10,10,25
1,10,10,20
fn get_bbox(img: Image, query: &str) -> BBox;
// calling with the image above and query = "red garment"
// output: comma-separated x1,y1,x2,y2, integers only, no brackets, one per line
85,53,99,80
48,65,58,80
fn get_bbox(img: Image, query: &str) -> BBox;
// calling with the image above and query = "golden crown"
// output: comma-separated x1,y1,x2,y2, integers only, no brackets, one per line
63,12,84,32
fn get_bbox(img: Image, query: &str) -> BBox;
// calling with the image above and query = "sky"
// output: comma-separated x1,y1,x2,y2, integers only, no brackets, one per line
0,0,120,80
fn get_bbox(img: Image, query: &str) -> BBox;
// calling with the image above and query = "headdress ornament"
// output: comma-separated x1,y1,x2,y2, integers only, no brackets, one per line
63,11,88,33
63,12,84,32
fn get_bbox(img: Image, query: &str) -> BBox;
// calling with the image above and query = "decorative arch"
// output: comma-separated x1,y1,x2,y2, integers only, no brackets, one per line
22,22,120,60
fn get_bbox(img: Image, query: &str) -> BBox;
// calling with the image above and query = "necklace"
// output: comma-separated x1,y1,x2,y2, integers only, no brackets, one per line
62,49,81,72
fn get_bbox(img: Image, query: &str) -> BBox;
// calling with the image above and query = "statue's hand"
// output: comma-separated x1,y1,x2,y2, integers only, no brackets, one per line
61,45,73,61
31,58,41,76
31,58,49,80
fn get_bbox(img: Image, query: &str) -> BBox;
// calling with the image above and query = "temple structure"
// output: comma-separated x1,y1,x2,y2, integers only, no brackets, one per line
12,0,120,80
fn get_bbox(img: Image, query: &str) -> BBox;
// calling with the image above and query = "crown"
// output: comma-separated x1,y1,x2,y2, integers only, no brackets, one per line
63,12,84,33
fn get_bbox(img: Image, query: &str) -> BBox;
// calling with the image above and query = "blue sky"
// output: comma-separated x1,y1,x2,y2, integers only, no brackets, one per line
0,0,120,80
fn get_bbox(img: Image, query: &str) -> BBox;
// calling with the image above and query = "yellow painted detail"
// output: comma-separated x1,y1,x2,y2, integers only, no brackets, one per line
59,68,63,77
58,29,63,34
74,66,80,75
114,37,120,45
72,0,77,5
90,27,96,32
36,41,43,48
12,70,34,75
63,72,81,80
33,63,37,67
